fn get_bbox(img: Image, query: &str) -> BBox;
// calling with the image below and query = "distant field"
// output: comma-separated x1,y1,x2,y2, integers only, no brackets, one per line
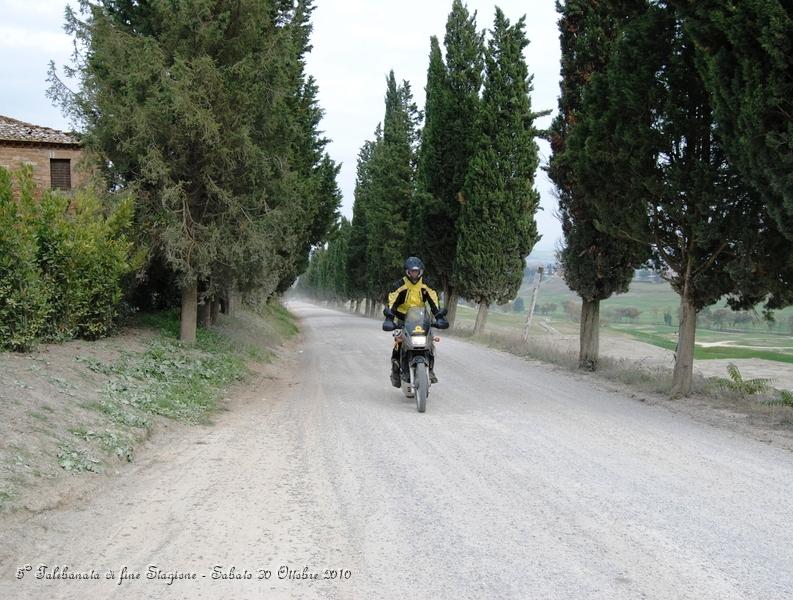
453,276,793,363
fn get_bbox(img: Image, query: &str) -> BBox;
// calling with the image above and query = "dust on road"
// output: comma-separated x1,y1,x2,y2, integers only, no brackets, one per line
2,303,792,600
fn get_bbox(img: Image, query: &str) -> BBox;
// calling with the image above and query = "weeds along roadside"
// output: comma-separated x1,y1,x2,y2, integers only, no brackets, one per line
0,303,298,513
448,326,793,423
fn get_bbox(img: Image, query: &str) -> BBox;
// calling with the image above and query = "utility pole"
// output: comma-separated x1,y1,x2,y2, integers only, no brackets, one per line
522,266,544,343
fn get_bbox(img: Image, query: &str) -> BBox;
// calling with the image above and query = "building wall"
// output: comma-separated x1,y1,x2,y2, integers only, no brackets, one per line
0,144,86,190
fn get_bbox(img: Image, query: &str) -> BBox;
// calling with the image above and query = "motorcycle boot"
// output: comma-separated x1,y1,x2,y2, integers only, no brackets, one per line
390,359,401,388
400,353,410,383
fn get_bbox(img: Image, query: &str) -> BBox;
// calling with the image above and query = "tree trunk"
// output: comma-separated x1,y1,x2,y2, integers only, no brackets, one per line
446,288,459,329
180,281,198,344
365,297,371,317
671,296,698,397
210,299,220,324
197,299,211,329
579,299,600,371
225,289,237,317
355,299,361,314
473,301,489,335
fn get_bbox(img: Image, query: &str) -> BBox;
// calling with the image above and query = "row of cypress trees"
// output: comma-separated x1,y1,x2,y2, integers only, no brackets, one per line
47,0,340,343
302,1,543,335
549,0,793,396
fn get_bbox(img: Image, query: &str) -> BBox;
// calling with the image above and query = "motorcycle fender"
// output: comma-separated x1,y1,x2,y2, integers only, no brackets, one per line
410,355,428,367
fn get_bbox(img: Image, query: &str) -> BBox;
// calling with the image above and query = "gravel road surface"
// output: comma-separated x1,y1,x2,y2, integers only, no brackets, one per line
2,302,792,600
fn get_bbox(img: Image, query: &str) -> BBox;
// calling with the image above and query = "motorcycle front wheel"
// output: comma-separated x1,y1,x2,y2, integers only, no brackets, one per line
414,363,428,413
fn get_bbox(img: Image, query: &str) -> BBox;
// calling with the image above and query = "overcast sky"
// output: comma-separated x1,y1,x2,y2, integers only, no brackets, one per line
0,0,563,253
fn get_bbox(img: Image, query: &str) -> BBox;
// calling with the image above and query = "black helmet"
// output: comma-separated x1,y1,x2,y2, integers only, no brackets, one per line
404,256,424,283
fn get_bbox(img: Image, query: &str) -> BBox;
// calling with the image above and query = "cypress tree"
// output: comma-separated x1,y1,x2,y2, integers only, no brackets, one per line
548,0,648,370
411,36,448,278
413,1,484,326
366,72,421,302
671,0,793,241
454,9,541,335
49,0,338,341
579,3,787,396
670,0,793,312
347,135,379,308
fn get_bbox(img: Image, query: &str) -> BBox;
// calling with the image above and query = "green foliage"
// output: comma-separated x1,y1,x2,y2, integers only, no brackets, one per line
0,168,49,351
570,2,790,393
455,9,541,307
70,427,133,462
300,217,352,301
673,1,793,243
343,73,421,304
255,300,301,338
86,334,247,425
672,0,793,312
549,0,647,306
412,2,485,296
35,188,136,340
0,167,136,350
57,445,102,473
365,73,421,298
49,0,340,320
765,390,793,408
720,363,772,396
346,137,378,300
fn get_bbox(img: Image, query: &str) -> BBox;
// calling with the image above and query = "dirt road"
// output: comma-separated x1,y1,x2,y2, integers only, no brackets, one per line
2,303,792,599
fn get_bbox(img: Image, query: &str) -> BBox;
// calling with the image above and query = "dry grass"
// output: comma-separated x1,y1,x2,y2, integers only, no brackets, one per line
451,326,793,429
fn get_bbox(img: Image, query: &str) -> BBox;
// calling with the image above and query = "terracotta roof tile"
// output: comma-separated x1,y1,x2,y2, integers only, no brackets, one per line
0,115,80,145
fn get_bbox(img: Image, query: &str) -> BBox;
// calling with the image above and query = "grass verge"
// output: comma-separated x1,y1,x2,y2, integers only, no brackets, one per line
0,302,298,513
617,329,793,363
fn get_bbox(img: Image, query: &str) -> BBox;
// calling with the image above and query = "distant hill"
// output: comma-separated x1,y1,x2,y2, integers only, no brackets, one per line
526,248,557,266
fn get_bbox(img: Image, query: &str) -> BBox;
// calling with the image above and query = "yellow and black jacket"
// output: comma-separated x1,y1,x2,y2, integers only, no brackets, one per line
386,277,440,321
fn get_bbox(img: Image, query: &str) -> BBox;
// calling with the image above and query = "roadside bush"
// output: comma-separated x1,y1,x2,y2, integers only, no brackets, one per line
718,363,772,396
0,168,49,350
0,166,137,348
33,188,136,339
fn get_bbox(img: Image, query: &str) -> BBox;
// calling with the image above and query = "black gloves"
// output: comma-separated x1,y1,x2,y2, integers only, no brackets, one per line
382,307,397,331
433,308,449,330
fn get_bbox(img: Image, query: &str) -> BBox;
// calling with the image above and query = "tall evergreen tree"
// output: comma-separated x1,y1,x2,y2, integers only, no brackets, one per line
49,0,338,341
548,0,648,370
670,0,793,241
578,3,788,396
413,1,484,326
454,9,541,335
347,135,379,308
366,72,421,303
669,0,793,312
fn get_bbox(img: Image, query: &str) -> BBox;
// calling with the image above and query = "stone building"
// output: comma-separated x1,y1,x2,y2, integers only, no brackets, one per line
0,115,85,190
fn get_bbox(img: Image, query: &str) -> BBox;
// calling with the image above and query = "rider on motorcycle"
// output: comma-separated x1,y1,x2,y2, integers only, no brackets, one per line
383,257,447,387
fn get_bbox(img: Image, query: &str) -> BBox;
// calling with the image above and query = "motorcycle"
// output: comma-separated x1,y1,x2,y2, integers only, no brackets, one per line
383,306,448,413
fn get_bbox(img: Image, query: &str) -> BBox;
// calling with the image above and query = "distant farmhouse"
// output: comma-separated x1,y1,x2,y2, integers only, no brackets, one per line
0,115,85,191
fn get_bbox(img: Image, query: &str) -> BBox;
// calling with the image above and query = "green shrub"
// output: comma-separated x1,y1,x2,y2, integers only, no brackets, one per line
0,166,137,348
0,167,49,350
39,189,135,339
720,363,772,396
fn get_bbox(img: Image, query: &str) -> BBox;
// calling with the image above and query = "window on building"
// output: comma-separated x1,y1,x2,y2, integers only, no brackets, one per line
50,159,71,190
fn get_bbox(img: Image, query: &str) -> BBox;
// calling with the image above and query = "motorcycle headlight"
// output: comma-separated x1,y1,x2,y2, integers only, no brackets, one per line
411,335,427,346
